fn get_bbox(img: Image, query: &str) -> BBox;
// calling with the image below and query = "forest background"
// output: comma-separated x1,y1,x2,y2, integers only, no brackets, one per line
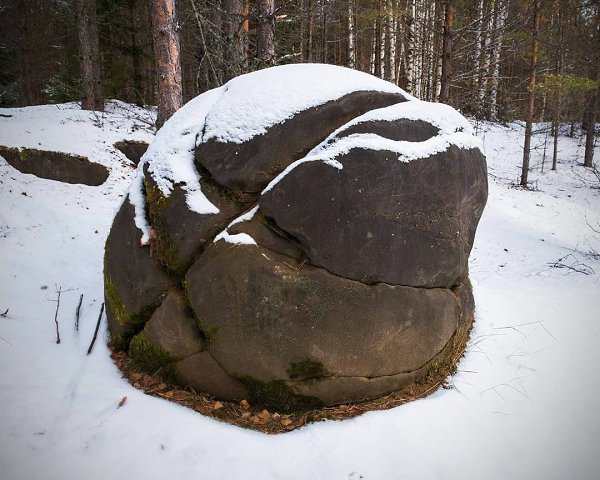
1,0,598,180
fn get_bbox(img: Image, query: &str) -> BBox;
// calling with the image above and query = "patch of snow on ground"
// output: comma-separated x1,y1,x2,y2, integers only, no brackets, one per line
201,64,415,144
0,100,154,169
1,103,599,480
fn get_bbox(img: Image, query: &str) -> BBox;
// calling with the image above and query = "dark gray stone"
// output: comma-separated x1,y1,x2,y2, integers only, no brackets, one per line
114,140,149,165
0,146,109,186
335,118,440,142
104,195,174,332
176,351,246,400
143,165,243,275
105,68,487,408
196,91,407,193
142,292,206,360
260,145,488,288
186,243,459,386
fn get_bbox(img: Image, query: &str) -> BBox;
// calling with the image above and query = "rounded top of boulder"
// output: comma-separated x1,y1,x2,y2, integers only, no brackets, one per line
201,63,415,144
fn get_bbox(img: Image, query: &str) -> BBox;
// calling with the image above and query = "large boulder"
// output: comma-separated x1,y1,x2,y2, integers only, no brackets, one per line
104,64,487,408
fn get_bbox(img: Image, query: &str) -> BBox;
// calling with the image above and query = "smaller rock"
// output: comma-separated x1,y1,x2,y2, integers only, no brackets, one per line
0,146,109,186
176,351,245,400
142,292,206,360
114,140,149,165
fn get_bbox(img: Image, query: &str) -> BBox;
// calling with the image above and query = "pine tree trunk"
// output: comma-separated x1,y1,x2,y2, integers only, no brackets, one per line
256,0,275,68
439,0,454,103
520,0,541,187
151,0,183,128
128,0,145,107
307,1,314,62
222,0,245,82
75,0,103,111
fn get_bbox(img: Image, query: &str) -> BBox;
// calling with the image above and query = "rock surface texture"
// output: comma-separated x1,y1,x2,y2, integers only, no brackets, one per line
104,64,488,408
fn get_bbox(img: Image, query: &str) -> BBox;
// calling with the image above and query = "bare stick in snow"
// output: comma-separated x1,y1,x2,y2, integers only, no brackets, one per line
75,294,83,332
53,286,62,344
87,302,104,355
0,308,8,317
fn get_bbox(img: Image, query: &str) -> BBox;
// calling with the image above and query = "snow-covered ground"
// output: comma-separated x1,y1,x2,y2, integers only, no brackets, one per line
0,103,599,480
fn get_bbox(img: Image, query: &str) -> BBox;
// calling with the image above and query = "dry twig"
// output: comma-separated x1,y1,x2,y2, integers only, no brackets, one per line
75,294,83,332
87,302,104,355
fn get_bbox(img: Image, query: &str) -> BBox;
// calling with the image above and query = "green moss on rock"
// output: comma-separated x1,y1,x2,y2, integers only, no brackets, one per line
104,274,160,329
235,375,323,412
144,177,170,219
287,360,329,381
104,275,130,326
143,177,189,276
129,331,181,385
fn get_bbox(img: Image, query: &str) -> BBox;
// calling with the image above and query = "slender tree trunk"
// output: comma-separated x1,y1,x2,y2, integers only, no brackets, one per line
307,0,314,62
75,0,103,111
151,0,183,128
489,0,506,119
222,0,245,82
439,0,454,103
405,0,415,93
520,0,541,187
384,0,393,81
256,0,275,68
552,7,564,172
388,0,397,83
347,0,355,68
583,72,599,168
374,1,383,78
128,0,144,107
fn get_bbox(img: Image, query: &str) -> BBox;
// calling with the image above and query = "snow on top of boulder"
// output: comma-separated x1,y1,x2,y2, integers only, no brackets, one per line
263,101,483,194
140,85,226,212
214,206,259,246
200,64,415,144
130,86,226,244
332,99,475,136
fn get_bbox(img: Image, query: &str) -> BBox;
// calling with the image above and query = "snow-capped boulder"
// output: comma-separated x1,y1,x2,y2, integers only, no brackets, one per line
104,64,487,408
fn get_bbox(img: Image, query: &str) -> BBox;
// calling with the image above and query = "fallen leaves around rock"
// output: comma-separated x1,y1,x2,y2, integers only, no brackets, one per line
109,322,472,434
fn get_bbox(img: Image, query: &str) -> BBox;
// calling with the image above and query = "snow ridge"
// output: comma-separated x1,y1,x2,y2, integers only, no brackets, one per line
128,86,227,244
262,101,483,194
213,206,259,246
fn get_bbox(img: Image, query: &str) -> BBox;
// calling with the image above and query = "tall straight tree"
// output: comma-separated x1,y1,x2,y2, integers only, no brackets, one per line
520,0,541,187
151,0,183,128
256,0,275,67
75,0,103,111
222,0,246,82
439,0,454,103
